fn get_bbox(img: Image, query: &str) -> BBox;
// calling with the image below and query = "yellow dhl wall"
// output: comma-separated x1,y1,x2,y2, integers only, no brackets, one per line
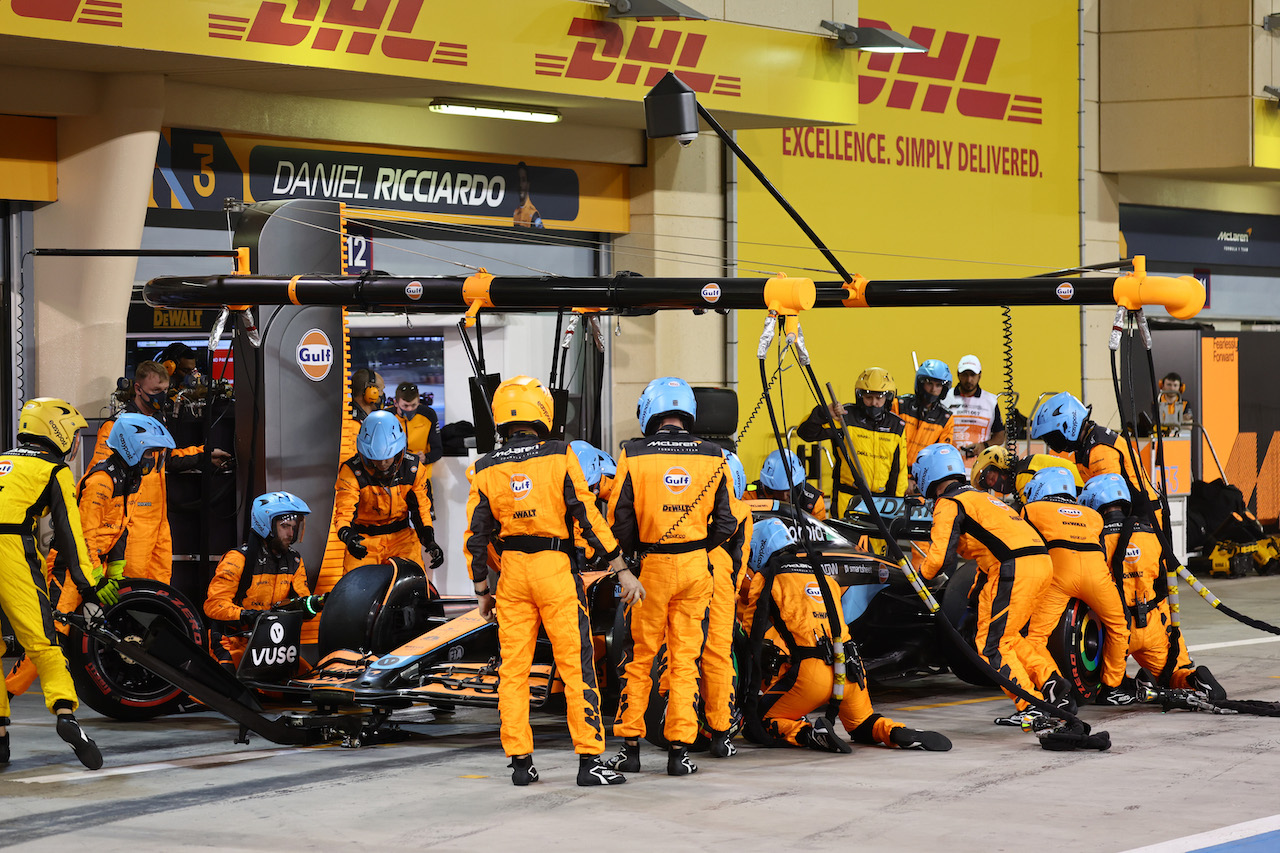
734,0,1082,475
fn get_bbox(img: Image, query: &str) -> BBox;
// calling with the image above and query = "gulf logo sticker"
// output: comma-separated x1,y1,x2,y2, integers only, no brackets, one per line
664,467,691,494
510,473,533,500
296,329,334,381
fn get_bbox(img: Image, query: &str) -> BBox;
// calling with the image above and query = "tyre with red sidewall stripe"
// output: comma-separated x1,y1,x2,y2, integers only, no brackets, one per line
66,578,207,721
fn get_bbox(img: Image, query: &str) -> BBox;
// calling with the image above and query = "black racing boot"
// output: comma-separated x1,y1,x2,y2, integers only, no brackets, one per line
577,754,626,786
708,730,737,758
508,754,539,786
800,718,852,754
888,727,953,751
1191,666,1227,701
56,714,102,770
667,743,698,776
1,716,9,765
1094,684,1136,706
994,706,1050,728
1039,673,1078,715
605,740,640,772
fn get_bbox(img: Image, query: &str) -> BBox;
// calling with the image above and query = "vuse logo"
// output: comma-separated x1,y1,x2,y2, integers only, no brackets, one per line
663,467,691,494
296,329,334,381
510,473,533,500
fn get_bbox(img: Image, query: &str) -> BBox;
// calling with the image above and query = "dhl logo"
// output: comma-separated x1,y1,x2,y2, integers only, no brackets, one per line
10,0,123,28
858,17,1041,124
206,0,467,67
536,17,739,98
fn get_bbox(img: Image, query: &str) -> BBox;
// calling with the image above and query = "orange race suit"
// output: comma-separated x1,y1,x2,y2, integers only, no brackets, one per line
607,425,738,746
920,482,1055,710
1102,514,1195,687
798,403,907,505
894,394,954,471
1074,423,1161,518
332,453,435,573
0,444,98,715
741,556,902,747
701,491,751,735
465,434,619,757
51,455,138,615
1022,498,1130,689
204,541,311,668
89,403,204,583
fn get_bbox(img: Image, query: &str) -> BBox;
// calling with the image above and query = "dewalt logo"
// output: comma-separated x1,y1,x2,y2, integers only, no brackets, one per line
11,0,123,27
536,18,739,98
857,17,1041,124
208,0,467,67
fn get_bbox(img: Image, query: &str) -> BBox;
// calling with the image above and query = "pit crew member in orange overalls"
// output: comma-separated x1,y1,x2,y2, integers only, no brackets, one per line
204,491,320,670
742,518,950,753
606,376,738,777
334,410,443,573
89,360,230,583
0,399,105,770
699,449,751,759
465,376,641,787
895,359,955,471
1020,468,1132,707
745,448,827,519
1029,392,1161,523
1081,474,1225,699
913,443,1061,727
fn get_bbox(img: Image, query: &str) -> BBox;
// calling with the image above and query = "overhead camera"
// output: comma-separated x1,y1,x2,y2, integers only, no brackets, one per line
675,131,699,147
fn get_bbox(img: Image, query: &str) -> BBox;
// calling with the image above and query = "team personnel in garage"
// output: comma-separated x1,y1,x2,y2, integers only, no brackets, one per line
90,360,230,583
606,377,738,777
204,491,319,670
746,448,828,519
465,376,641,787
333,410,443,573
0,399,105,770
896,359,955,470
913,442,1063,725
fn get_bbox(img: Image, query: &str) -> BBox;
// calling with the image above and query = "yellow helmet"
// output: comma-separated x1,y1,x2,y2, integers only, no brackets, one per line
18,397,87,455
491,375,554,436
854,367,895,396
1013,453,1084,504
970,445,1011,489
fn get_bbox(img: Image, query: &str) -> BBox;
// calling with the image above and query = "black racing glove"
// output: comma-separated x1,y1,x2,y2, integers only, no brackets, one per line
425,541,445,570
240,608,269,627
338,527,368,559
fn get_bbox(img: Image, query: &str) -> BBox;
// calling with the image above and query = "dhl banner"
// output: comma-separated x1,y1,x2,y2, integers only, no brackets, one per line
734,0,1082,471
2,0,857,125
150,128,630,233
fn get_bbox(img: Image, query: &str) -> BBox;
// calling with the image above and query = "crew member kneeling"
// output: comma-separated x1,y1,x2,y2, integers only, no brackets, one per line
205,491,320,670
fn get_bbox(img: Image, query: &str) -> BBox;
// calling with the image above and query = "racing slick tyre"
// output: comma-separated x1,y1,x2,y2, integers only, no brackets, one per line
65,578,207,722
1048,598,1104,701
937,562,994,687
317,558,444,658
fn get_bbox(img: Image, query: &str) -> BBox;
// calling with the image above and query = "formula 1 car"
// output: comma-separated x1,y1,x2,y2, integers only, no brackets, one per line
60,502,1109,745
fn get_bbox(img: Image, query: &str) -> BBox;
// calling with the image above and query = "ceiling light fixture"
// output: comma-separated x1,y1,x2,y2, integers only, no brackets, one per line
428,99,562,124
819,21,927,53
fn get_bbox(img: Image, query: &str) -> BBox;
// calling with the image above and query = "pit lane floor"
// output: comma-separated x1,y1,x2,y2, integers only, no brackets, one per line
3,576,1279,853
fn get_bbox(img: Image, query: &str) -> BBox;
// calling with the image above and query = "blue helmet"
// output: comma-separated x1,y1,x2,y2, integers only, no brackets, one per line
760,449,806,492
250,491,311,540
1029,392,1090,451
107,413,175,467
915,359,952,401
723,450,747,500
570,440,616,488
1081,473,1130,512
1022,467,1078,503
748,517,796,573
911,442,966,497
637,377,696,436
358,410,407,461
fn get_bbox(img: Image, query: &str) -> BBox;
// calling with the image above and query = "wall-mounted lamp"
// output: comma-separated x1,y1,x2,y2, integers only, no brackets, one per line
428,99,562,123
608,0,706,19
819,20,927,53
